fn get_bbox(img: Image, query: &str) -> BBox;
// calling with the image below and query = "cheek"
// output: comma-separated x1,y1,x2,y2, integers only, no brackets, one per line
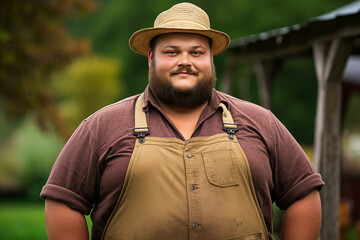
154,57,177,72
196,61,212,74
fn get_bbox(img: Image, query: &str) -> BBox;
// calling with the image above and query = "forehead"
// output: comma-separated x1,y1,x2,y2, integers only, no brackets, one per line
153,33,211,49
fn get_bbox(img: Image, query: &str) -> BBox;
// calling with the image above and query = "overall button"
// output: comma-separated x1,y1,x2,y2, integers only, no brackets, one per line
190,184,198,190
192,222,199,229
187,153,192,158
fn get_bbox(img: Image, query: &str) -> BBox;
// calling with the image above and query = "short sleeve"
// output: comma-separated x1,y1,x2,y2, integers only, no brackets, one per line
268,111,324,210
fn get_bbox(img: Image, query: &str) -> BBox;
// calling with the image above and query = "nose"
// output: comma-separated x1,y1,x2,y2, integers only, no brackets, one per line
177,53,191,66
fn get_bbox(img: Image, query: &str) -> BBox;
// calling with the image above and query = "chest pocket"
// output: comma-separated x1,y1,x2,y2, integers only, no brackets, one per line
202,149,240,187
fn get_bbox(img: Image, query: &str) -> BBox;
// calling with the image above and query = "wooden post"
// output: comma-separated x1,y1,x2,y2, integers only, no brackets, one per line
312,37,354,240
252,60,282,109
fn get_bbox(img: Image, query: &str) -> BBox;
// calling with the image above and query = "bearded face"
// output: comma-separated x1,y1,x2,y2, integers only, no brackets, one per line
149,60,216,108
148,33,216,108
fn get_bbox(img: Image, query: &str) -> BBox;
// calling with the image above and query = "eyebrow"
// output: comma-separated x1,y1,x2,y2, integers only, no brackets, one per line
163,45,206,50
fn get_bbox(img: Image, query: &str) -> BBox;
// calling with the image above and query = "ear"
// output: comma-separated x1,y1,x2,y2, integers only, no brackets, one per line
148,49,153,68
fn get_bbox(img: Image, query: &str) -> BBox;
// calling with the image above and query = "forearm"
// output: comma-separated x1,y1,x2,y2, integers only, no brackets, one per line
281,189,322,240
45,199,89,240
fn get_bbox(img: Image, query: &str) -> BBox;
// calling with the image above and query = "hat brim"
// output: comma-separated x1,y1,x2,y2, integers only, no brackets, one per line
129,28,230,56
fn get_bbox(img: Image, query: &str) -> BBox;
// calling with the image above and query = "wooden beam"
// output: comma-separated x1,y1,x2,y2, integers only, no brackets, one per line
312,37,354,240
233,44,310,62
325,39,354,83
313,42,327,83
230,24,360,62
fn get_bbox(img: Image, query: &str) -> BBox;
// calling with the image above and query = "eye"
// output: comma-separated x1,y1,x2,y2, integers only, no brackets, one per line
165,50,177,56
192,50,203,56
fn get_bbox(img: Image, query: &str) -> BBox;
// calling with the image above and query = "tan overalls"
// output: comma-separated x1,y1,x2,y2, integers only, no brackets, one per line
102,93,268,240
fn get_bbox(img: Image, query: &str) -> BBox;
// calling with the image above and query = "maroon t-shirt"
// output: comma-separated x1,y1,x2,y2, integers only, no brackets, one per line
41,85,324,239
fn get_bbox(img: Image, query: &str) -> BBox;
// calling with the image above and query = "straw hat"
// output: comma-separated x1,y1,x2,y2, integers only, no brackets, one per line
129,2,230,56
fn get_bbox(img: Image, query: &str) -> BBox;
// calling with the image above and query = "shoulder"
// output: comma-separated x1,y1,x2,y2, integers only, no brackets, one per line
214,90,282,145
85,94,139,123
75,94,140,142
215,90,273,123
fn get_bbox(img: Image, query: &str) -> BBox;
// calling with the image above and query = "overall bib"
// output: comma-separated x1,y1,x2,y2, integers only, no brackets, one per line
102,94,268,240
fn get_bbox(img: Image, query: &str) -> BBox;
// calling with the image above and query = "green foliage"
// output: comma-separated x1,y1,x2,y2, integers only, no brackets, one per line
0,0,97,119
17,119,64,200
272,203,284,240
0,202,47,240
272,58,318,144
0,111,23,144
344,93,360,132
0,202,93,240
0,117,64,200
0,138,23,190
52,56,124,129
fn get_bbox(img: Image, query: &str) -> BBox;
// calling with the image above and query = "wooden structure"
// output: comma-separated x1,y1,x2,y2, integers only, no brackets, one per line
224,2,360,239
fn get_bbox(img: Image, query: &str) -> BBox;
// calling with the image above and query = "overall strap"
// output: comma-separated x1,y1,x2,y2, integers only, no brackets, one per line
133,93,149,143
219,102,238,139
133,96,237,141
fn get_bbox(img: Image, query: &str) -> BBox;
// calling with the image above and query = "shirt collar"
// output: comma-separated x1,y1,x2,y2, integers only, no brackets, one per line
143,85,159,112
208,88,230,110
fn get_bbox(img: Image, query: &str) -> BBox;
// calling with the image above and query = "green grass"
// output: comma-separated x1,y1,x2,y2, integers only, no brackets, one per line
0,202,47,240
0,201,92,240
0,201,358,239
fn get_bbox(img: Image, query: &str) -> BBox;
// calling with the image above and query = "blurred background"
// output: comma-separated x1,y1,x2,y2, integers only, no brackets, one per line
0,0,359,239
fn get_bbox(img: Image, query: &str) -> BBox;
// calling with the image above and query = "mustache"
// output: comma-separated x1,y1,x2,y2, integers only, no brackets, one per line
170,66,199,76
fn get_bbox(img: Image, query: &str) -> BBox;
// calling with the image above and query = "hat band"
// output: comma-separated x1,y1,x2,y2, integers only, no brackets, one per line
156,20,209,30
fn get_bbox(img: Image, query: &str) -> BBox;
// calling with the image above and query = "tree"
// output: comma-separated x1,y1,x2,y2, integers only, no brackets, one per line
52,56,124,131
0,0,97,137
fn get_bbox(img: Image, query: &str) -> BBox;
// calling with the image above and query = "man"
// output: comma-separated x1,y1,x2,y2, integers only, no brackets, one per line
41,3,324,240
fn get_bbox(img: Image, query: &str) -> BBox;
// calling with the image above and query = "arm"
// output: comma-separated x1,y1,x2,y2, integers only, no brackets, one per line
281,189,321,240
45,199,89,240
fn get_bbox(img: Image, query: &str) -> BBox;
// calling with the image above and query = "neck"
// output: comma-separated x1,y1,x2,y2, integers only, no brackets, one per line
157,100,208,140
158,101,208,114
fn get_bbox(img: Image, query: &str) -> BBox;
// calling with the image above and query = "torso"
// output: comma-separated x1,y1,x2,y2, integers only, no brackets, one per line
41,87,324,240
101,95,269,240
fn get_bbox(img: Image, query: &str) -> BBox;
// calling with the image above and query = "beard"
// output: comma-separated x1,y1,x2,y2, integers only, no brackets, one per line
149,61,217,108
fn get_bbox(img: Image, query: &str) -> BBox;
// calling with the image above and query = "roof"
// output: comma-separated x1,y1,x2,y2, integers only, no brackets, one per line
229,1,360,60
344,56,360,84
315,0,360,21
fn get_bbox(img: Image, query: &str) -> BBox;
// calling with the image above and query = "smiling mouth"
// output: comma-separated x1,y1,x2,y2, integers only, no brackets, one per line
170,67,198,76
173,72,196,76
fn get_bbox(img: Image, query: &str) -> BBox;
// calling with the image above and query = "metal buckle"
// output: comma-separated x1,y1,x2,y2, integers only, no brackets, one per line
132,127,150,143
222,123,238,140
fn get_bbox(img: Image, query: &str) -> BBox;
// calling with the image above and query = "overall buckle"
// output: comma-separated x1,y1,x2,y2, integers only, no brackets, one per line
223,123,238,140
133,127,150,143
